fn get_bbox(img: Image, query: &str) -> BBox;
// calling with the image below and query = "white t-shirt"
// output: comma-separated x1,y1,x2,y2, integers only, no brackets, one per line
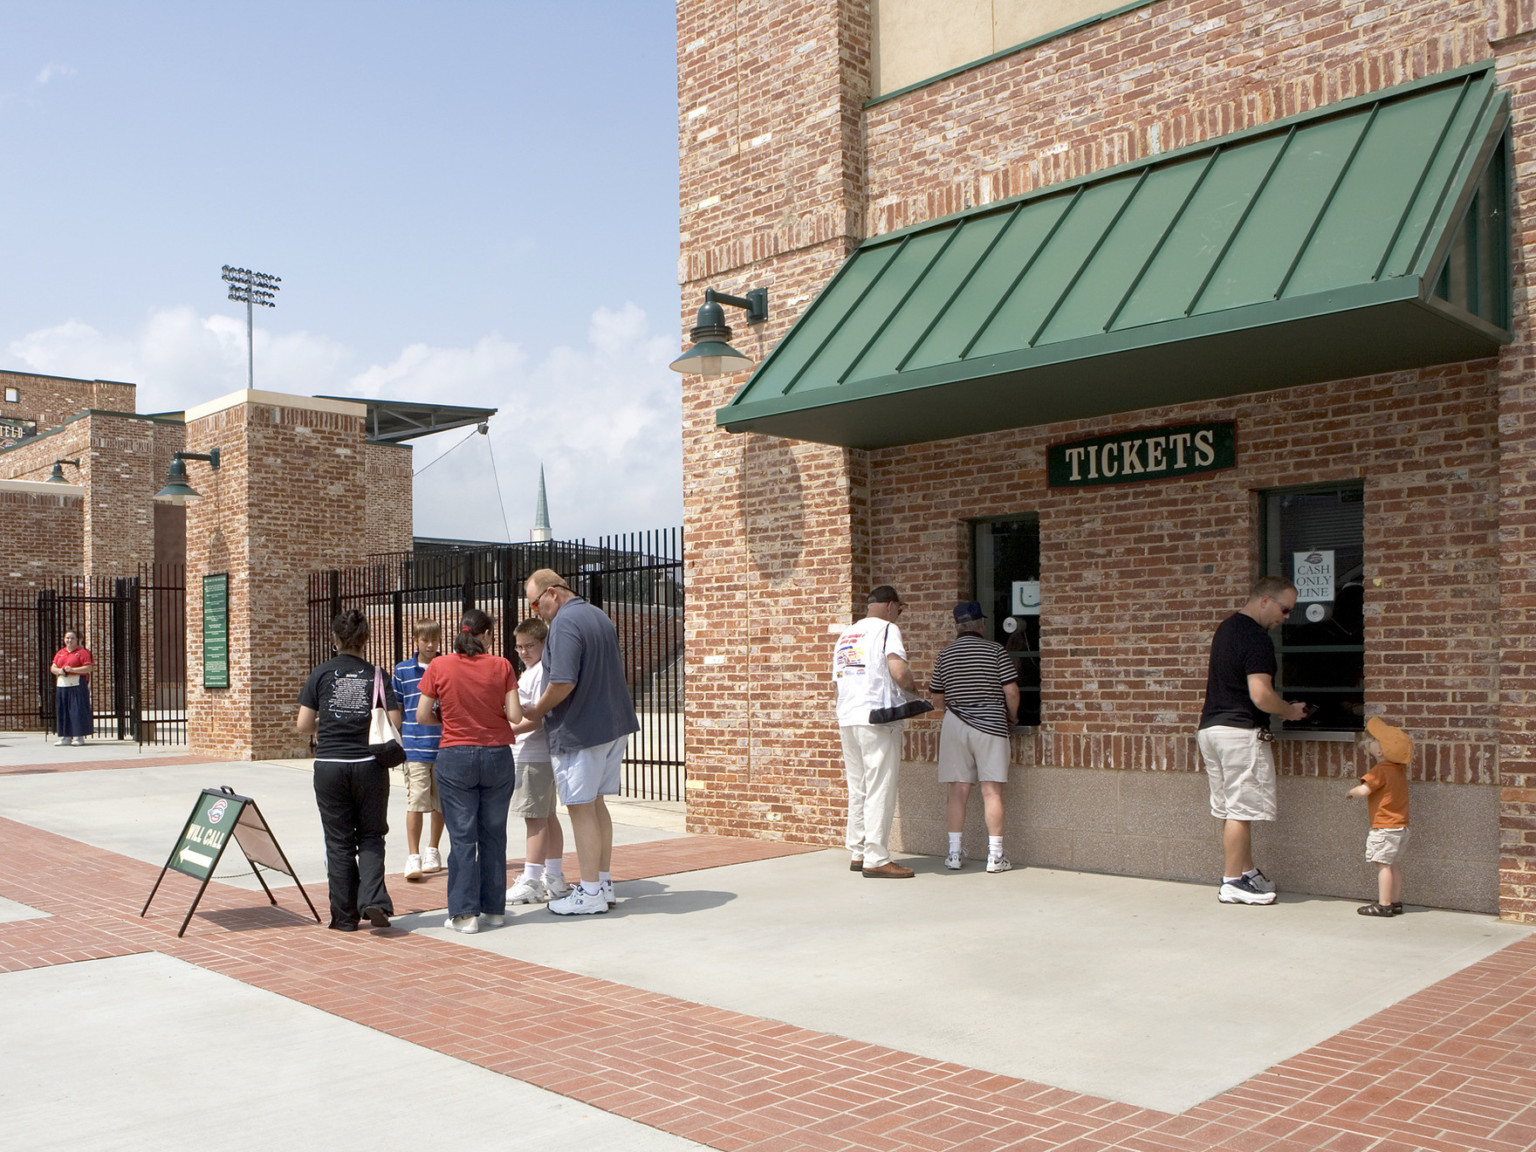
515,659,549,762
833,616,905,728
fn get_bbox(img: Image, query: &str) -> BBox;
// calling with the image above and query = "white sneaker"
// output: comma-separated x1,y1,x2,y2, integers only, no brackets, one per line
56,738,70,746
986,854,1012,873
1245,869,1277,894
403,854,423,881
549,888,609,916
944,851,963,870
1218,876,1277,905
444,914,480,933
543,875,571,900
73,737,86,745
599,879,616,907
507,875,547,904
482,913,505,927
421,847,442,873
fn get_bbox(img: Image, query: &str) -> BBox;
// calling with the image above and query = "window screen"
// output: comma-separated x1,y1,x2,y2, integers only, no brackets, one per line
971,517,1040,727
1261,484,1365,731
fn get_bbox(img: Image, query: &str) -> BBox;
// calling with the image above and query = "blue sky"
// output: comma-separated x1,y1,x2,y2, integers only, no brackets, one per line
0,2,681,541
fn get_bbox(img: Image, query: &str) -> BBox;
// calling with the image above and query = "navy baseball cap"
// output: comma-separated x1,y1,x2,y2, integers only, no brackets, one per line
953,601,984,623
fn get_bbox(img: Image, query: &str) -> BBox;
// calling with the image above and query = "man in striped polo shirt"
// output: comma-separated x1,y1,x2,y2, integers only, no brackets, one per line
930,601,1020,873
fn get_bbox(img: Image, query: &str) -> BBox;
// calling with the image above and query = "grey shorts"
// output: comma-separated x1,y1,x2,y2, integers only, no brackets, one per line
511,758,557,818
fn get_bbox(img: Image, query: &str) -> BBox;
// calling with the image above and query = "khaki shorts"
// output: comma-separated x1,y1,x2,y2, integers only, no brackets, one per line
511,758,557,818
936,710,1010,783
1197,725,1277,822
403,761,440,813
1365,826,1410,865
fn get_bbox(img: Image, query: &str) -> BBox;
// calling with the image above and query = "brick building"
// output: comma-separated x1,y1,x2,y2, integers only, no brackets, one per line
676,0,1536,920
0,369,466,759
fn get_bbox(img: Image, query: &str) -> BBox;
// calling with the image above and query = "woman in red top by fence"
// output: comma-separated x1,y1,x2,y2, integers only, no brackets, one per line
49,630,94,746
417,608,522,933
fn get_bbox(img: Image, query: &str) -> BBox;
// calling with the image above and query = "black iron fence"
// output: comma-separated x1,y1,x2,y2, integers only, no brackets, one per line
307,529,684,799
0,564,186,744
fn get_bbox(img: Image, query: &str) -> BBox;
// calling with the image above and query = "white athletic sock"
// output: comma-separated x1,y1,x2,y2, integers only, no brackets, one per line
947,833,962,853
598,871,612,886
523,863,544,881
988,836,1003,856
545,859,564,879
1223,875,1241,885
580,880,601,896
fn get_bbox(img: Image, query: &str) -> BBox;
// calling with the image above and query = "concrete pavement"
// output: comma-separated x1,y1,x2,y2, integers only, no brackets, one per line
2,732,1533,1151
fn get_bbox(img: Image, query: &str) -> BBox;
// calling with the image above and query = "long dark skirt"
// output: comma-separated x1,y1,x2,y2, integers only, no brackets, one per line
56,683,92,738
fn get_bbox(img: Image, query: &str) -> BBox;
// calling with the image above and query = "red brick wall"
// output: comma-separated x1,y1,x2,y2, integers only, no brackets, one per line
678,0,1536,917
186,395,374,760
365,442,414,557
0,485,83,583
0,412,183,581
0,370,136,431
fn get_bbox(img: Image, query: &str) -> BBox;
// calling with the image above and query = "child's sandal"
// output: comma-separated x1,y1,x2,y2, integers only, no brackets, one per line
1356,902,1394,917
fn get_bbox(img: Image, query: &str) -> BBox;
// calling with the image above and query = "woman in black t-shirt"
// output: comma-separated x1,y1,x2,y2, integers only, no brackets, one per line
297,610,401,932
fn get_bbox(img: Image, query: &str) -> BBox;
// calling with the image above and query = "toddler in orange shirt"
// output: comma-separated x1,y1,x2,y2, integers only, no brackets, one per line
1345,716,1412,917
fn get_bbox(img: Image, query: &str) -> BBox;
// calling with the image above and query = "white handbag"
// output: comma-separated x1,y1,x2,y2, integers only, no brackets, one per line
368,665,407,768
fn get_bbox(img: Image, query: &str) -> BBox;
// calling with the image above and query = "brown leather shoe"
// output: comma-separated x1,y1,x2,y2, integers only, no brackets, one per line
849,859,865,872
862,861,915,878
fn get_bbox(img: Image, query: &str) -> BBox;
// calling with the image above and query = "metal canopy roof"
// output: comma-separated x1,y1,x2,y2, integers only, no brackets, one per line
717,63,1511,449
314,396,498,443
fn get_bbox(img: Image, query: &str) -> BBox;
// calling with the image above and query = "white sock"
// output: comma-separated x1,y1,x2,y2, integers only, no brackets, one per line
988,836,1003,857
580,880,601,896
545,859,564,879
948,833,962,853
523,863,544,881
1223,875,1241,884
598,871,612,886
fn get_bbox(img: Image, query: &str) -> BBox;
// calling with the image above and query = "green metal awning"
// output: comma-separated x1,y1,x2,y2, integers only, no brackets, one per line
717,63,1512,448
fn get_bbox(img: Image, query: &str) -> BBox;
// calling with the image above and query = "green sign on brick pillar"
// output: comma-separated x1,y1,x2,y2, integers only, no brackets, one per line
202,572,229,689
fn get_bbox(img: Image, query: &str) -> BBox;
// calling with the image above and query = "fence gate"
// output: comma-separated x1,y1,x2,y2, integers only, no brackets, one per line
308,530,684,800
0,564,186,745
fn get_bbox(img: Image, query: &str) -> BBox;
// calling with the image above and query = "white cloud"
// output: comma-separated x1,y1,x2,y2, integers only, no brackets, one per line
34,62,77,86
6,302,682,540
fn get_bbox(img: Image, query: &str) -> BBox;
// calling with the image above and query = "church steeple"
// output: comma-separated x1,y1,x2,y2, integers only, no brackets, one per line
530,463,552,542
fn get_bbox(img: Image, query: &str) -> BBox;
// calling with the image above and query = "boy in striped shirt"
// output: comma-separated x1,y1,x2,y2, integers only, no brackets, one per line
393,620,445,880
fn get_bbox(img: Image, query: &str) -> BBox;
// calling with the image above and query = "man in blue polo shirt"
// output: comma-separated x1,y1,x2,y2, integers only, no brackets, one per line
521,568,640,916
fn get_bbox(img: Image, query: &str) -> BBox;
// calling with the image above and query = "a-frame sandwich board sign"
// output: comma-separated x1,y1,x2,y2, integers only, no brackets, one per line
141,786,321,937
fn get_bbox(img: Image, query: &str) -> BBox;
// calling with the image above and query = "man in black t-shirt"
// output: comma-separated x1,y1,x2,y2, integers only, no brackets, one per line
1196,576,1308,906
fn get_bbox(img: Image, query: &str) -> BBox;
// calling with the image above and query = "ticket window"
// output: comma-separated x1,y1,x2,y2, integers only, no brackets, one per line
1260,483,1365,732
971,517,1041,727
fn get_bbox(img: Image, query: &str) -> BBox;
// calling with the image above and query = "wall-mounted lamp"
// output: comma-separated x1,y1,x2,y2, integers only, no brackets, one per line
668,287,768,377
154,448,221,505
45,458,80,484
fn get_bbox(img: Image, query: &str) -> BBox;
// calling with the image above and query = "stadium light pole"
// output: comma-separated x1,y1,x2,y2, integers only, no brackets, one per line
221,265,281,389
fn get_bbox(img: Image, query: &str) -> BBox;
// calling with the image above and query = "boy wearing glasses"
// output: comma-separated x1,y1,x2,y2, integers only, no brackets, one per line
506,616,569,904
1196,576,1309,905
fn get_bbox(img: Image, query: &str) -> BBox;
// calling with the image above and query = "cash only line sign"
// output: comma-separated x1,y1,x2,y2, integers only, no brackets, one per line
1047,421,1236,488
141,786,320,937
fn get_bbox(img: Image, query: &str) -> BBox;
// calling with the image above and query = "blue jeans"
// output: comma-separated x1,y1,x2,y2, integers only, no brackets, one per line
434,744,515,917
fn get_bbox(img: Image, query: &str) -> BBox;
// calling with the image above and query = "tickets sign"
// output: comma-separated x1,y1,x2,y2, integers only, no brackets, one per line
1048,421,1235,488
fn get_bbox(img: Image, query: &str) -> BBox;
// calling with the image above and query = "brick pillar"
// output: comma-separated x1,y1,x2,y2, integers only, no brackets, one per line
1496,43,1536,923
678,0,874,842
183,391,374,760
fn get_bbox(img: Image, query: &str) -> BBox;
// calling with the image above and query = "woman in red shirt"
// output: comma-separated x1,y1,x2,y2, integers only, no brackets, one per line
49,630,94,746
417,608,521,933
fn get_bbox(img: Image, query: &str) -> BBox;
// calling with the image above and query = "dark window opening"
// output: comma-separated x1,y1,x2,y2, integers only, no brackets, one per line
1261,484,1365,732
970,517,1040,727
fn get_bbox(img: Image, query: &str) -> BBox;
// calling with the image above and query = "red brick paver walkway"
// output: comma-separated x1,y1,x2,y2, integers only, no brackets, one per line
2,813,1533,1151
0,752,227,776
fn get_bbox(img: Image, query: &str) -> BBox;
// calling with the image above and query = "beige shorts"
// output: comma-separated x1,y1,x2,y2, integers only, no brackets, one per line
403,761,440,813
936,710,1010,783
1365,826,1410,865
1197,726,1277,822
511,758,557,818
